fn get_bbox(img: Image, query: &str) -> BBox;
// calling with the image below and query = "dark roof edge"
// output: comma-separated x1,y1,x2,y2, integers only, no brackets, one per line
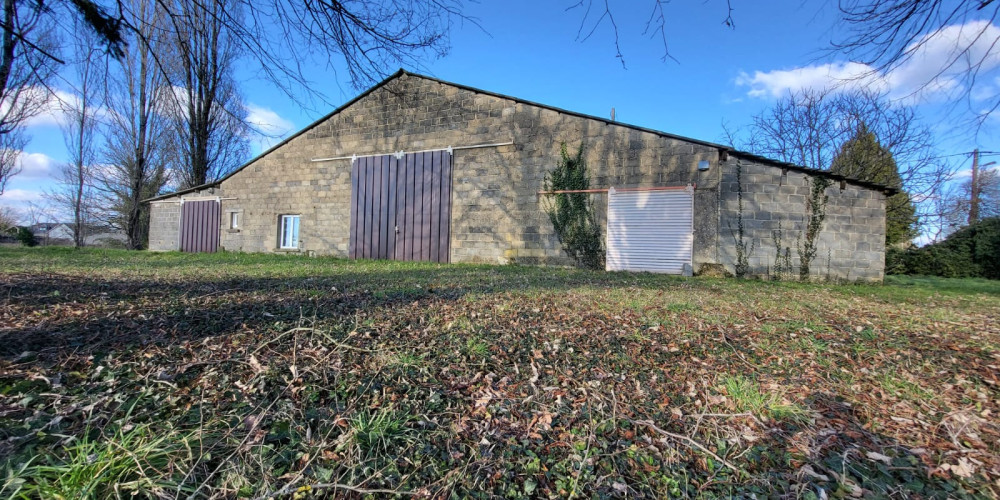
413,72,897,194
727,150,900,195
143,182,218,202
145,68,896,202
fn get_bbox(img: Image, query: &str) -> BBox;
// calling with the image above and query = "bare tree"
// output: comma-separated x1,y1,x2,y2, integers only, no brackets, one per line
113,0,465,99
833,0,1000,125
943,167,1000,228
97,0,172,250
46,20,103,247
240,0,464,91
0,203,18,231
741,89,842,171
733,88,952,239
0,0,59,194
165,0,249,188
0,0,463,167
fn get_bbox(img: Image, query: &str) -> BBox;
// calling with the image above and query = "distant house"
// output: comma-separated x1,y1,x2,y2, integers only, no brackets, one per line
29,223,65,240
146,70,892,280
29,222,127,247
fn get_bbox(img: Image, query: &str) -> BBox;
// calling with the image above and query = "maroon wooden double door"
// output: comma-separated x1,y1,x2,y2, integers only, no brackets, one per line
179,200,220,253
349,151,452,263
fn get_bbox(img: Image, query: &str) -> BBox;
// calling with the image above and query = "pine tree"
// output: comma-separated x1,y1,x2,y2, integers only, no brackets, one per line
831,123,917,246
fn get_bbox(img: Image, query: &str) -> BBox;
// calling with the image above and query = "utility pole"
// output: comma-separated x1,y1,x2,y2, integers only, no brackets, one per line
970,149,981,225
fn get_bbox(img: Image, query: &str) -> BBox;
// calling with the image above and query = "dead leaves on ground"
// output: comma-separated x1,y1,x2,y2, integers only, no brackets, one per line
0,254,998,497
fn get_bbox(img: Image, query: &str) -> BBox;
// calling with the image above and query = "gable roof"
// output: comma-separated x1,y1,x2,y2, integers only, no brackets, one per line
145,69,896,202
29,222,122,233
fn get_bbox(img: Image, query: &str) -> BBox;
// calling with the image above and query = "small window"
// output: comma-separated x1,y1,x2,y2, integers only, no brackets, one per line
229,212,240,229
279,215,300,249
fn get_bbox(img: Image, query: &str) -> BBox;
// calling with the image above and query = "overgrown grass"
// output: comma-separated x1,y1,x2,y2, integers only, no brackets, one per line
1,247,998,498
3,424,197,499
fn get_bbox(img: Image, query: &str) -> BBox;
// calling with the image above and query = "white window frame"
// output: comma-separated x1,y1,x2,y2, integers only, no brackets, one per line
229,211,240,229
279,214,300,249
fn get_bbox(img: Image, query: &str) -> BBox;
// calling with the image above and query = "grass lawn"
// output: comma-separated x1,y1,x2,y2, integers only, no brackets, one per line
0,247,998,498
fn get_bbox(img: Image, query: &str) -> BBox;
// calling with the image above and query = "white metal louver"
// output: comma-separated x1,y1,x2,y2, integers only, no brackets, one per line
606,186,694,274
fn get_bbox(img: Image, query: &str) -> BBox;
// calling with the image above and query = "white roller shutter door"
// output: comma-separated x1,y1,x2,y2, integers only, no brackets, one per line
606,187,694,274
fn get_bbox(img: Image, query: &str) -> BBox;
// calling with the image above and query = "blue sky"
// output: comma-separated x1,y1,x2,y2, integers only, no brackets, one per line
4,0,997,221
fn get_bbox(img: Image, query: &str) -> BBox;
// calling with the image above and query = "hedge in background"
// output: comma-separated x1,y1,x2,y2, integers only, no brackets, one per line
887,217,1000,279
16,227,38,247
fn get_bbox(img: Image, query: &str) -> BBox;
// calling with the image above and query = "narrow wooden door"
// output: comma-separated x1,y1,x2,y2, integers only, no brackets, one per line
179,200,220,253
349,150,452,263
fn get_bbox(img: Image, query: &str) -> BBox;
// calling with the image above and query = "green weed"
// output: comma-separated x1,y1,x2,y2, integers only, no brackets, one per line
878,374,935,403
350,409,411,453
3,424,197,499
465,337,489,358
722,375,807,423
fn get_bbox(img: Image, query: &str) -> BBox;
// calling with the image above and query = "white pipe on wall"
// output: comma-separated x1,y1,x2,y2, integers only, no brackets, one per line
309,140,515,163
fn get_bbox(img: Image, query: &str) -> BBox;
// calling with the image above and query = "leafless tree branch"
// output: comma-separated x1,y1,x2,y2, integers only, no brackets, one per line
832,0,1000,130
0,0,59,194
568,0,735,67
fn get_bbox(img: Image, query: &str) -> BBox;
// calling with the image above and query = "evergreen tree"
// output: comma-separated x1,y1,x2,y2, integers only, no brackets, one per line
831,123,917,246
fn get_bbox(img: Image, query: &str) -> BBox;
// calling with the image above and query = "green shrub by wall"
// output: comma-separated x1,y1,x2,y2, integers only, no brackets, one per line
887,217,1000,279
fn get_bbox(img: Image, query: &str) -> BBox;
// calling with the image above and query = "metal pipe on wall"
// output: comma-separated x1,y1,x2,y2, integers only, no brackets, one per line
537,184,696,195
309,140,515,163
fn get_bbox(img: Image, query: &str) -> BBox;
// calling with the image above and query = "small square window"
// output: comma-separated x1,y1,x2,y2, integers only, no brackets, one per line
230,212,240,229
279,215,300,249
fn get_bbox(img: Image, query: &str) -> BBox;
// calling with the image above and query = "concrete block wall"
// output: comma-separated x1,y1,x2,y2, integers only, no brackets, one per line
718,159,886,281
152,73,721,267
148,201,180,251
147,72,886,280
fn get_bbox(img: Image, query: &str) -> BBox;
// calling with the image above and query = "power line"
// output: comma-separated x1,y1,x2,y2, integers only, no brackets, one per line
926,151,1000,161
926,152,976,160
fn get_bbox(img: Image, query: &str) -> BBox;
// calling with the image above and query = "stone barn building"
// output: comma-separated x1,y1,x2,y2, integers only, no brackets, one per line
146,70,891,281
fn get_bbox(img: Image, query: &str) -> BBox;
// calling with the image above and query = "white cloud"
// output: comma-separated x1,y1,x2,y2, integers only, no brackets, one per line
1,152,66,216
736,62,883,98
245,103,295,151
0,86,108,129
0,188,55,224
246,103,295,137
15,151,58,180
970,76,1000,101
736,20,1000,104
0,188,44,204
892,20,1000,96
18,88,81,128
952,164,1000,179
161,85,192,121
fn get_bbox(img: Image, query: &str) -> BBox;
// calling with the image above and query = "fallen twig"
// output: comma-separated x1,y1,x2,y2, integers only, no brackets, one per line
628,418,742,475
254,482,418,499
719,331,761,370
